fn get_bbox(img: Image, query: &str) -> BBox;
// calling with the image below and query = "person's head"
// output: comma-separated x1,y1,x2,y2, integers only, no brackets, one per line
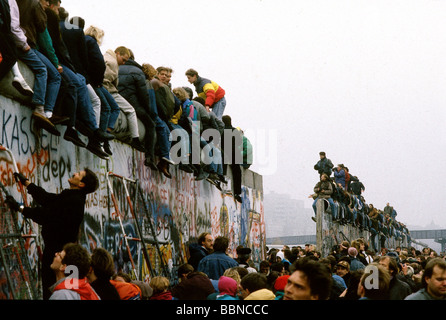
218,276,238,297
319,152,326,159
197,232,213,251
68,168,99,194
84,25,105,45
88,247,115,282
212,236,229,253
177,263,194,281
149,276,170,294
69,16,85,29
357,263,390,300
240,272,268,298
320,173,329,182
193,96,206,106
58,7,68,21
236,247,252,264
348,247,358,258
273,275,290,293
172,87,189,102
422,258,446,299
182,87,194,100
378,256,398,277
156,67,171,85
141,63,157,80
48,0,61,14
259,261,270,275
223,268,242,286
114,46,130,66
284,259,332,300
39,0,49,9
335,260,350,277
222,115,232,127
112,272,131,282
50,243,91,280
185,68,199,84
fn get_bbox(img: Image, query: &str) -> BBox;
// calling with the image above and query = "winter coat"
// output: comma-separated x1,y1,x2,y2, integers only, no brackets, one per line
197,252,238,281
389,276,412,300
84,35,106,87
90,278,121,300
149,290,173,300
313,180,333,199
103,49,119,93
59,21,89,80
193,76,225,107
16,0,46,48
171,272,216,300
333,169,346,188
118,59,152,115
350,179,365,196
50,277,100,300
314,157,334,176
188,243,209,271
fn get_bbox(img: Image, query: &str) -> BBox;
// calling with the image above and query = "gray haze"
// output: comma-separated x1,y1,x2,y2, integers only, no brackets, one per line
62,0,446,228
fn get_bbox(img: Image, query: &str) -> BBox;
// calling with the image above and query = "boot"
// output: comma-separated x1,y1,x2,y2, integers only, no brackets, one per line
86,139,109,160
32,105,60,136
157,160,171,179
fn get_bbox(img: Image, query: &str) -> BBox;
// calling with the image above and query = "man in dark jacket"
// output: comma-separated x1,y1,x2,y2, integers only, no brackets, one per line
314,152,334,177
7,169,99,299
378,256,412,300
188,232,213,270
118,57,157,168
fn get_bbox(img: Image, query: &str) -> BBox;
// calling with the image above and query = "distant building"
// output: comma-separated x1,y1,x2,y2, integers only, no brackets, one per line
264,191,315,238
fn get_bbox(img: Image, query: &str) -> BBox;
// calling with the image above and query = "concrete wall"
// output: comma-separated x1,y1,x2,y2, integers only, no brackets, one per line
0,63,265,297
315,199,408,257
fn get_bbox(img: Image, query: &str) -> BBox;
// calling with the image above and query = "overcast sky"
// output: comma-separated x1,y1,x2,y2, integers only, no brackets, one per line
62,0,446,228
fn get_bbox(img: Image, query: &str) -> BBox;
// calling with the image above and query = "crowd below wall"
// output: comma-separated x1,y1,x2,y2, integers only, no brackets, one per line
0,0,253,203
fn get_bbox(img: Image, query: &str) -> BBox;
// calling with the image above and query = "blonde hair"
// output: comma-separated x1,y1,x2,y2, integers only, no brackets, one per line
142,63,157,80
172,87,189,102
115,46,130,57
223,268,241,285
84,25,104,45
149,276,170,294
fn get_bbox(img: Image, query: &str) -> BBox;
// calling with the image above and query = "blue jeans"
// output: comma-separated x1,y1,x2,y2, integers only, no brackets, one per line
312,197,337,219
94,86,121,131
212,96,226,119
170,123,190,163
34,49,61,112
148,88,171,159
17,48,47,106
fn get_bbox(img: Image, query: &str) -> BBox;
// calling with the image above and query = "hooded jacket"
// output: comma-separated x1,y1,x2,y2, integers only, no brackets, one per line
244,288,276,300
50,277,100,300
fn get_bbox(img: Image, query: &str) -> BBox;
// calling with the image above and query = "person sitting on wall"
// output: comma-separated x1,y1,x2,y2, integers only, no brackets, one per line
309,173,337,223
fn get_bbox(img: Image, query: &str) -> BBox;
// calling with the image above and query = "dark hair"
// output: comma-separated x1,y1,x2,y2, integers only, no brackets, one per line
222,115,232,127
182,87,193,99
70,16,85,29
197,232,210,246
193,97,206,105
49,0,61,6
422,258,446,288
112,272,131,282
177,263,194,278
379,256,399,276
61,243,91,279
240,272,267,293
81,168,99,194
212,236,229,252
290,259,333,300
359,264,390,300
58,7,69,21
91,248,115,279
234,267,249,279
185,68,198,77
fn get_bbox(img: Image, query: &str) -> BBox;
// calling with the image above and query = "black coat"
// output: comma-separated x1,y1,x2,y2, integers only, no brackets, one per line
118,60,152,115
22,183,87,253
59,21,89,81
91,278,121,300
84,35,105,87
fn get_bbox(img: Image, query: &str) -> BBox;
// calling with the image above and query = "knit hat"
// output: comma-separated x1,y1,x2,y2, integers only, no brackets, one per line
218,276,238,296
276,251,284,261
348,247,358,257
274,275,290,292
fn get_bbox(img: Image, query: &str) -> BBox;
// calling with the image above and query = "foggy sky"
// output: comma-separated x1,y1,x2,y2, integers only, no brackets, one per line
62,0,446,228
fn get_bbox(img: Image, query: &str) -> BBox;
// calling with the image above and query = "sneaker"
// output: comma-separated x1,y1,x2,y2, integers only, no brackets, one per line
12,77,33,96
64,128,86,148
130,138,146,152
103,141,113,156
32,110,60,136
86,140,109,160
162,157,176,165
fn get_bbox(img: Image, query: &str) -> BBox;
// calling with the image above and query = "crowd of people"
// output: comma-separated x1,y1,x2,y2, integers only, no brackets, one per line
0,0,253,200
310,151,412,250
41,233,446,300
